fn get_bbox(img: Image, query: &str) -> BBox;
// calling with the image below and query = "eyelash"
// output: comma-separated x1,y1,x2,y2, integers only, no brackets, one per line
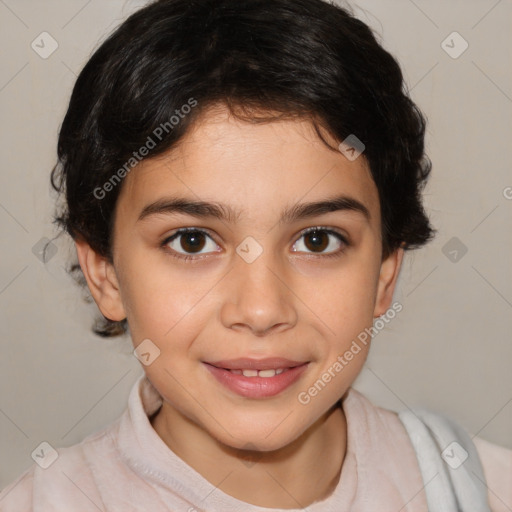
160,226,350,263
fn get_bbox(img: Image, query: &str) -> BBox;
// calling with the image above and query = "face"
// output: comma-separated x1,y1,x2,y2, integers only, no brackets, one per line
77,104,402,452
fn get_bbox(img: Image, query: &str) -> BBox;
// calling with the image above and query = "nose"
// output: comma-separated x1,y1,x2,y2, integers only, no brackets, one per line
220,249,298,337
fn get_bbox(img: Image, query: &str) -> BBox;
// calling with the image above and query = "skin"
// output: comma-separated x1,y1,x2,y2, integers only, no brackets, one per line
76,103,404,508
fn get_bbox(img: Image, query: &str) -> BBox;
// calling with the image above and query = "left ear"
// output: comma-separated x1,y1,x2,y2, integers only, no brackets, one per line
373,246,404,318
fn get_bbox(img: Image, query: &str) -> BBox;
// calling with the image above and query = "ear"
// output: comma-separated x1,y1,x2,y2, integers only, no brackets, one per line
74,239,126,322
373,246,404,318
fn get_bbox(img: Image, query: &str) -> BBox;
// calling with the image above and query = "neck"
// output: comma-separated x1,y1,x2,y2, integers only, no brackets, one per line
151,400,347,508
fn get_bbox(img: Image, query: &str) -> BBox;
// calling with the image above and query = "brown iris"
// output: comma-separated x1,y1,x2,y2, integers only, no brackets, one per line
303,230,329,252
180,231,207,253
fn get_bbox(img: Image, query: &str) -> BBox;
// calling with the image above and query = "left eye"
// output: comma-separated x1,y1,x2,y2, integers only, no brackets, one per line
292,228,347,255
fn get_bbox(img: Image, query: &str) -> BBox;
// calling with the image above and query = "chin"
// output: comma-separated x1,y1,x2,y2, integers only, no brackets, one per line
223,434,295,454
209,415,308,454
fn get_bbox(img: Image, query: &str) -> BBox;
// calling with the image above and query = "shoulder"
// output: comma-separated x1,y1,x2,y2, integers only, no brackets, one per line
341,388,429,510
474,436,512,512
0,467,34,511
0,423,118,512
342,387,428,466
342,387,409,439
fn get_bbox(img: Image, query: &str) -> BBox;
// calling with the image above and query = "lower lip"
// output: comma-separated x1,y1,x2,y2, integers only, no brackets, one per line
203,363,309,398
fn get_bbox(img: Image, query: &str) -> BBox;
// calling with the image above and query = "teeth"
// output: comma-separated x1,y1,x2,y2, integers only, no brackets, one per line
257,369,276,378
230,368,287,377
242,369,259,377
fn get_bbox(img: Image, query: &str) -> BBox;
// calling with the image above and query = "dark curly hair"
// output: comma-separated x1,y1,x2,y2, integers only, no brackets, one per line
51,0,435,338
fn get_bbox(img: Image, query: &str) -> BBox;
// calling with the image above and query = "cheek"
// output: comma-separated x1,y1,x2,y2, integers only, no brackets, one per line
307,257,380,336
117,253,216,343
300,255,380,397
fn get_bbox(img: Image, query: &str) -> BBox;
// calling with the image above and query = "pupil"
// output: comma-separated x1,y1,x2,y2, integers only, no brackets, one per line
182,232,205,253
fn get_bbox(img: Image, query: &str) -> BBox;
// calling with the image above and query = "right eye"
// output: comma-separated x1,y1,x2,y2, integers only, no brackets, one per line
161,228,221,261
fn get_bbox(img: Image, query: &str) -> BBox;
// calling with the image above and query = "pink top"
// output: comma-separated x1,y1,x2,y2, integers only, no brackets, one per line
1,373,511,511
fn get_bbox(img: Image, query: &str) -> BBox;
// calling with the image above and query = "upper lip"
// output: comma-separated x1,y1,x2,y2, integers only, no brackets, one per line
205,358,308,371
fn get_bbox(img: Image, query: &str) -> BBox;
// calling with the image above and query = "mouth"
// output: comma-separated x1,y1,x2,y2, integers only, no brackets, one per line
203,358,310,398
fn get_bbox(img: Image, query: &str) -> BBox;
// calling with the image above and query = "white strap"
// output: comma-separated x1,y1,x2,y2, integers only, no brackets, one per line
399,408,491,512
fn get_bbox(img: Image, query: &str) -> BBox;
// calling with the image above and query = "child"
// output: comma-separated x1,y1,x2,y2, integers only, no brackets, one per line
1,0,510,510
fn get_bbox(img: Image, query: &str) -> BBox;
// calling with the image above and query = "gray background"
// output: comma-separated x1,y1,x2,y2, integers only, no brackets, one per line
0,0,511,489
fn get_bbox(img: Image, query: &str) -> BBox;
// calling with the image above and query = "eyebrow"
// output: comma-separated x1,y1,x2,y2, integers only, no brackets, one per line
137,194,371,224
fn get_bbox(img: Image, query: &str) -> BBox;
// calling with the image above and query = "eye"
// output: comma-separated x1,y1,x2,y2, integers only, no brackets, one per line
162,228,220,261
161,226,349,262
291,227,348,257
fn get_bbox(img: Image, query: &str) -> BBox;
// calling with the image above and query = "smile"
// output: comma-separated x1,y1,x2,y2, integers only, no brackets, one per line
203,359,310,398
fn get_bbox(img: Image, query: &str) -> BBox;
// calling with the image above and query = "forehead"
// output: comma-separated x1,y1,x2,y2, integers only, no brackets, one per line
116,105,380,227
